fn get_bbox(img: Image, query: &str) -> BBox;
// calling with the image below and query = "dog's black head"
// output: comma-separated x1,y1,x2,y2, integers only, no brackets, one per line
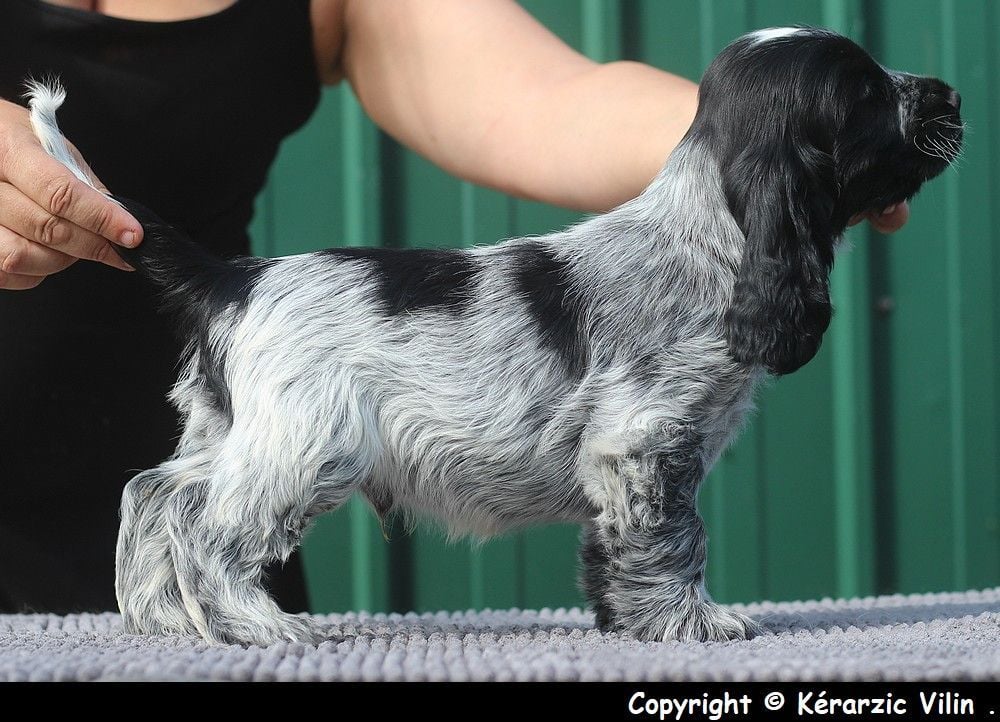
695,27,963,375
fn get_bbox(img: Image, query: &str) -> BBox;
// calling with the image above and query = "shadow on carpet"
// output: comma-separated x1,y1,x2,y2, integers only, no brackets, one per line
2,588,999,681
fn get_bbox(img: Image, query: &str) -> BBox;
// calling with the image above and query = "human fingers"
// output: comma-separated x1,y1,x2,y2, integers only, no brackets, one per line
0,269,47,290
0,181,133,271
847,201,911,233
0,223,77,280
0,118,142,248
866,201,910,234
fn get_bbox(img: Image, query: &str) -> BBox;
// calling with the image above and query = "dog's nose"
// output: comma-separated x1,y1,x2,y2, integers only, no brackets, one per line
947,89,962,111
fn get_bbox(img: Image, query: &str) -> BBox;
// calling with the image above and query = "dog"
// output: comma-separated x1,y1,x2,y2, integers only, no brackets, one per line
29,26,962,646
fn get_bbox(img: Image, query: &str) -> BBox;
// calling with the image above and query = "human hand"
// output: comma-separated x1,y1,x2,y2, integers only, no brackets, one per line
849,201,910,234
0,97,142,290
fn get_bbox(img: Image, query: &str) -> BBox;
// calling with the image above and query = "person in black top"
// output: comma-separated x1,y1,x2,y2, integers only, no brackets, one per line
0,0,908,615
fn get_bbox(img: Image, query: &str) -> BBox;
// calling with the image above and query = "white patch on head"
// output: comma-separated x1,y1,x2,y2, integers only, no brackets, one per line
887,69,918,137
748,27,802,45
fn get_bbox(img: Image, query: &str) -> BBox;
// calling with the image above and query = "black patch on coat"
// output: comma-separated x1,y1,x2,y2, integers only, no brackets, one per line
510,242,589,380
322,247,479,316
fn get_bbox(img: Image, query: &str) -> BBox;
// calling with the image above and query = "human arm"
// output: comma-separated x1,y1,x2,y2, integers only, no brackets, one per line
336,0,697,213
325,0,909,230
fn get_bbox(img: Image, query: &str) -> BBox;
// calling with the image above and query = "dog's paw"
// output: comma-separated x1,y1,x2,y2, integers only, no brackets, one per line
205,612,328,647
121,609,199,638
119,579,201,638
621,602,761,643
663,602,761,642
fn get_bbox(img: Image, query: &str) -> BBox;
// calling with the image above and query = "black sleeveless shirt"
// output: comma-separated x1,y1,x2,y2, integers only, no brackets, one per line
0,0,320,612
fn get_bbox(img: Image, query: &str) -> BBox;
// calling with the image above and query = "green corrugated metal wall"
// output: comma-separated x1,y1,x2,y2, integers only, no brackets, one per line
249,0,1000,613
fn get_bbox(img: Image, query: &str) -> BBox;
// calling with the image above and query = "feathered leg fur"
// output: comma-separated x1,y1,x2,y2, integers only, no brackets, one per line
580,426,760,642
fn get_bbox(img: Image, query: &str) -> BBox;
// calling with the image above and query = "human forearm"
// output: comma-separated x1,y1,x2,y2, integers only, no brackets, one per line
491,59,698,212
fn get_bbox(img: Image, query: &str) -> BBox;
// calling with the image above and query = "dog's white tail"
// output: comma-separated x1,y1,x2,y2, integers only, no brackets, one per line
25,80,103,192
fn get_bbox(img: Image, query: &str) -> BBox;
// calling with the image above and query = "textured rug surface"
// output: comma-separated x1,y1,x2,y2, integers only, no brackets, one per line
2,588,1000,681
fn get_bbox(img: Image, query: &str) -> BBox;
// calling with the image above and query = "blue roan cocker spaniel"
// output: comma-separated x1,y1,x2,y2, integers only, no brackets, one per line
29,27,962,646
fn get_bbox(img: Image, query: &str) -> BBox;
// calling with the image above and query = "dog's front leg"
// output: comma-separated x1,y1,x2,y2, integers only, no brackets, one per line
582,433,761,642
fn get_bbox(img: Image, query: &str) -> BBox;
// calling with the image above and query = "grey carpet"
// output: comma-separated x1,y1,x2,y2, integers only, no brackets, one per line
2,588,1000,681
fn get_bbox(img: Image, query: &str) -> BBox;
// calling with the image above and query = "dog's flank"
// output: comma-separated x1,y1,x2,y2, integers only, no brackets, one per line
28,26,961,647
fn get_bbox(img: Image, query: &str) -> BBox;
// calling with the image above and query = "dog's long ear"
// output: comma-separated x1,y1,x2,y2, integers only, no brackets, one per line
722,135,838,376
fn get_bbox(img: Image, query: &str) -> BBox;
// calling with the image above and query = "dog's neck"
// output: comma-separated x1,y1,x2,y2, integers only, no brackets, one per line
572,138,746,281
642,139,745,265
548,138,748,339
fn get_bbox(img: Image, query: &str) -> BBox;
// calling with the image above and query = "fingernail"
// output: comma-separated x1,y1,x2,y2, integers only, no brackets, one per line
880,204,897,216
119,230,138,247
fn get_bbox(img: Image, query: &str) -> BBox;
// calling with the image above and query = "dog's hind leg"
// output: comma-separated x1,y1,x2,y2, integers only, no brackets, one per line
116,385,230,638
116,456,206,637
584,427,761,642
164,418,370,646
